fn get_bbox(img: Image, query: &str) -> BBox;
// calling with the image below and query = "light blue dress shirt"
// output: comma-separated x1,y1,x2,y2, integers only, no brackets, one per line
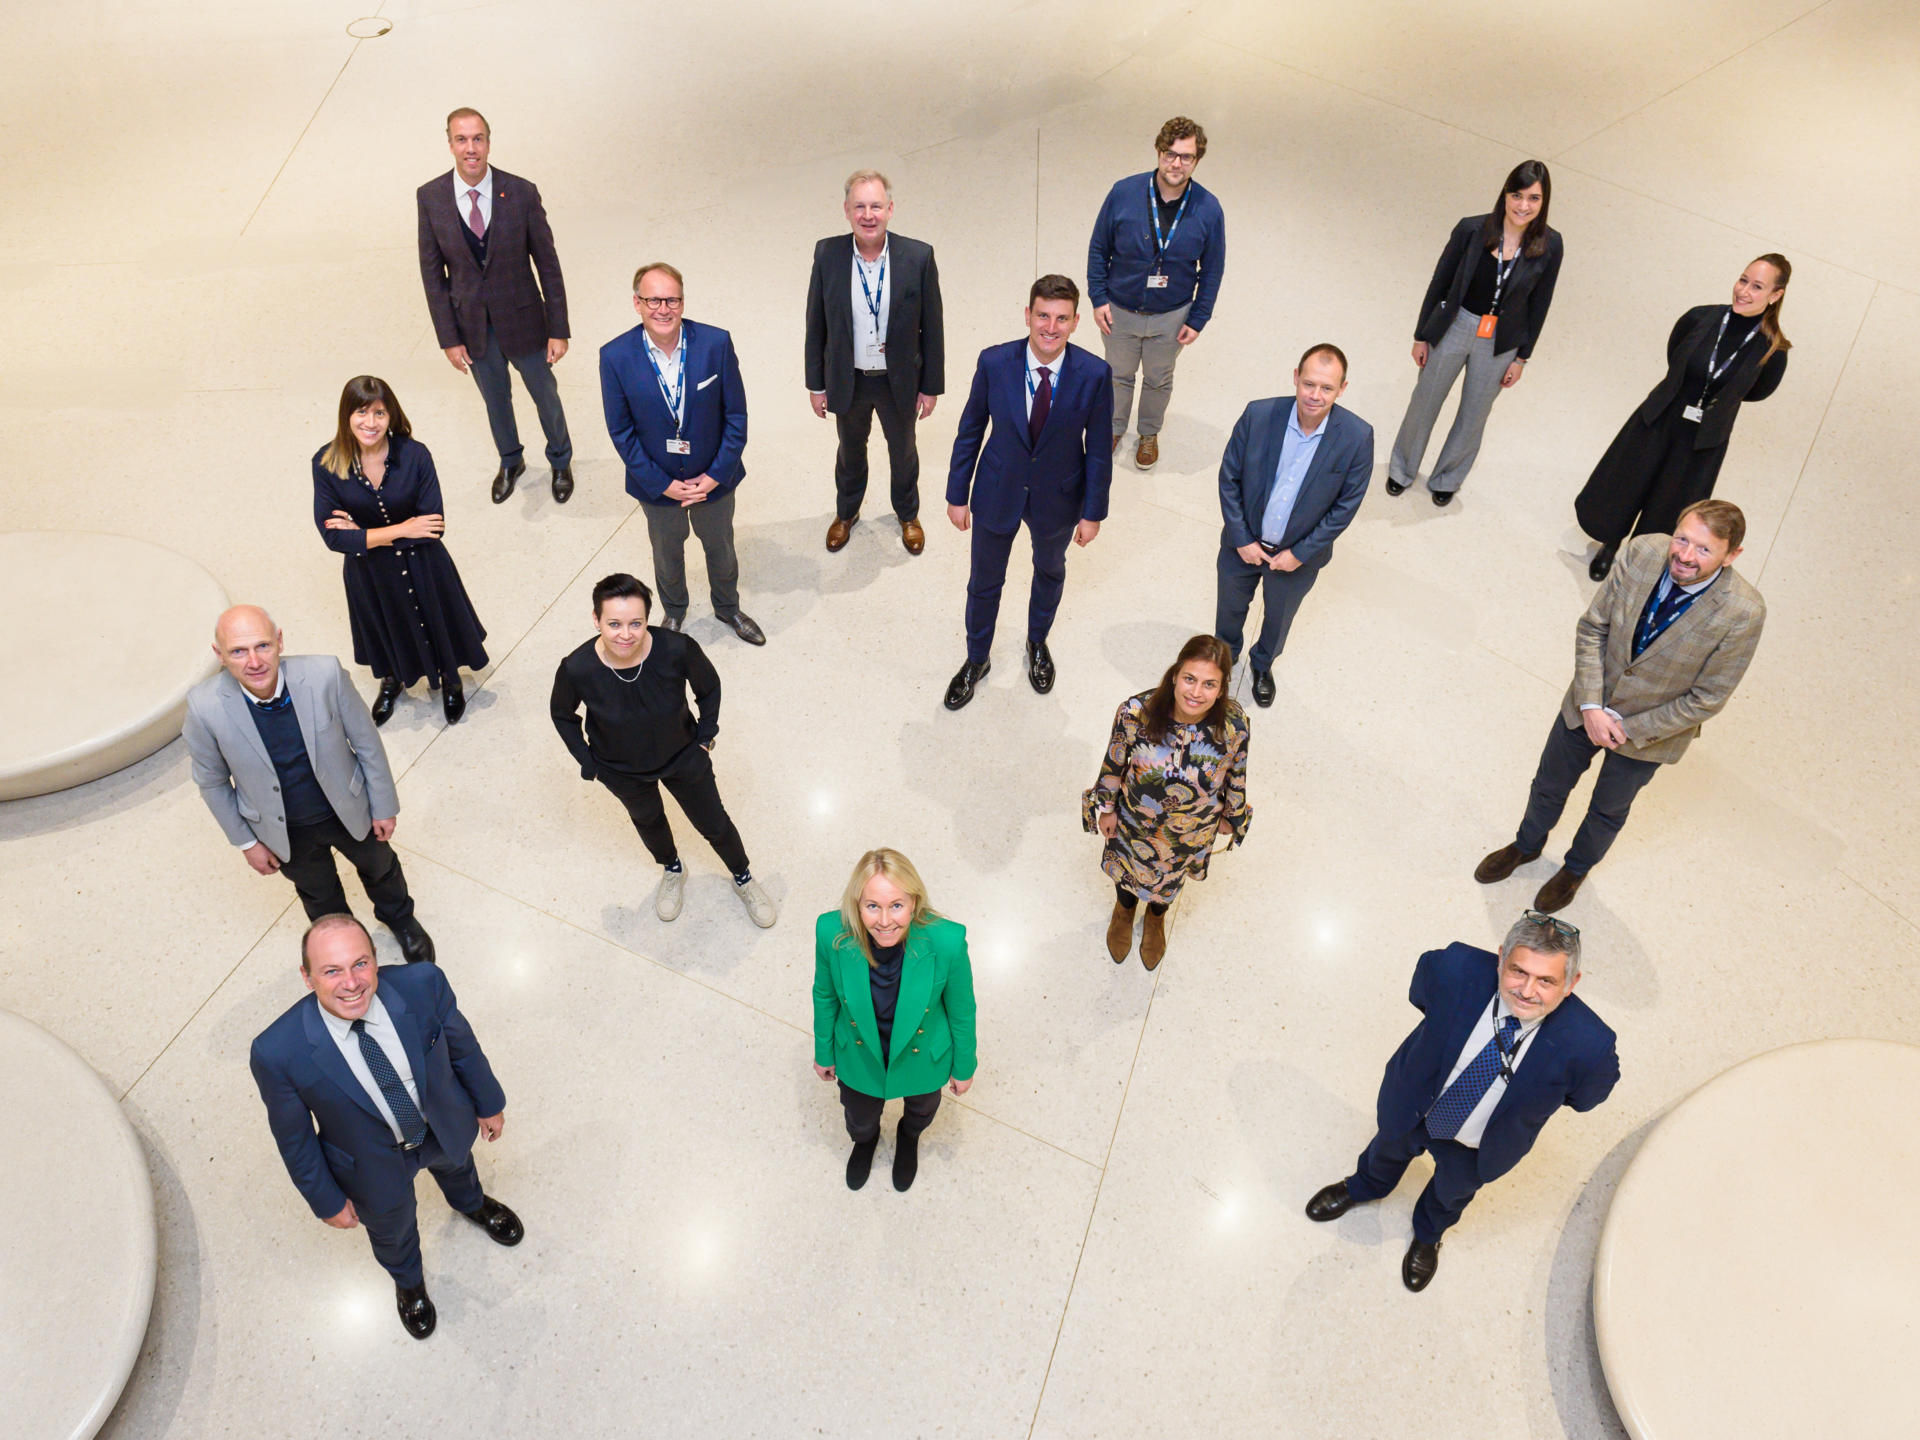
1259,406,1325,545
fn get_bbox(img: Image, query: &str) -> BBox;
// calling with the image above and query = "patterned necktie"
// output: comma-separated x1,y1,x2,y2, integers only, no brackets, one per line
352,1018,426,1147
1029,365,1052,444
1634,579,1697,658
466,188,486,238
1426,1016,1521,1140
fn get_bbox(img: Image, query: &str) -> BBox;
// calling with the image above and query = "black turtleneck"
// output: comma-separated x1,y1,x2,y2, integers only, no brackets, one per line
869,938,906,1063
1687,307,1768,405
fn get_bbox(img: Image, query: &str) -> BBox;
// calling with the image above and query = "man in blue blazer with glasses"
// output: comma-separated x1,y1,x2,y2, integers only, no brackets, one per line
943,274,1115,710
601,261,765,645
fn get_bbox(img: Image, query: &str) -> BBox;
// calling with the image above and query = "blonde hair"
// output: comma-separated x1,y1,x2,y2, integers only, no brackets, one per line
1749,253,1793,362
835,848,939,965
843,168,891,199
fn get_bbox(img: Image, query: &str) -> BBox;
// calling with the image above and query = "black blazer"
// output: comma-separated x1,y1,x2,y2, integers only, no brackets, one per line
1414,215,1563,361
416,167,569,361
1634,304,1788,451
804,232,944,415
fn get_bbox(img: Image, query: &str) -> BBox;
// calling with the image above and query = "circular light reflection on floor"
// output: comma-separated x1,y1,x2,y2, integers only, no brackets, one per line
346,17,393,38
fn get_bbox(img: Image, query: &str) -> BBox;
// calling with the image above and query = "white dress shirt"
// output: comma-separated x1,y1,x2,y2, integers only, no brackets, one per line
1435,993,1543,1147
645,327,688,430
1025,343,1065,420
453,167,495,235
851,239,890,372
320,994,422,1144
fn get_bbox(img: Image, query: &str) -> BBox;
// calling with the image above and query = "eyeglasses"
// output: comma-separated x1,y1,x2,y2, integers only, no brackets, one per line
1160,151,1199,166
637,296,684,311
1523,909,1580,940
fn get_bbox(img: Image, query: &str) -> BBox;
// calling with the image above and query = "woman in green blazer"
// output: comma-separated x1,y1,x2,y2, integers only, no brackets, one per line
812,848,977,1192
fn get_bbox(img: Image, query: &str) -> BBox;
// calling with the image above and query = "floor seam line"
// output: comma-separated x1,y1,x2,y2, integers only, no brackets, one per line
237,13,380,239
1834,866,1920,937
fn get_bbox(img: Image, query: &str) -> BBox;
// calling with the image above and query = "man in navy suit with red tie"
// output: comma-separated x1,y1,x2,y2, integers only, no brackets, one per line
943,275,1115,710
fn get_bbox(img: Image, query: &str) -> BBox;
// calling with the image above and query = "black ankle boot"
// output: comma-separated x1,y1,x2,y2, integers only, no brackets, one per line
442,680,466,724
846,1137,878,1190
370,677,403,726
892,1127,921,1191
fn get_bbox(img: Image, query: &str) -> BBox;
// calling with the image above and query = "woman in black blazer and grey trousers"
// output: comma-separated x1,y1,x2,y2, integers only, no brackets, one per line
1386,160,1564,505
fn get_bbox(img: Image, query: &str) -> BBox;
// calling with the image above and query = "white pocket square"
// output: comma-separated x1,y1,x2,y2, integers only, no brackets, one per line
696,374,718,390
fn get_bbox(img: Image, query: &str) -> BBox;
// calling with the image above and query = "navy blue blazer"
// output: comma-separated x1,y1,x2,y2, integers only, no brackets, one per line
1216,398,1374,565
600,318,748,505
249,964,507,1220
1374,943,1619,1184
946,340,1115,535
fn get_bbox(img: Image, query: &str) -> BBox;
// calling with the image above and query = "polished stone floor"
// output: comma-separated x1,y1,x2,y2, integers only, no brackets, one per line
4,3,1917,1437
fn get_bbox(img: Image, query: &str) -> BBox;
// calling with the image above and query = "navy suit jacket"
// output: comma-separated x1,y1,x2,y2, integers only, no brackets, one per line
249,964,507,1220
600,319,748,505
1216,398,1373,565
946,340,1114,534
1374,943,1619,1184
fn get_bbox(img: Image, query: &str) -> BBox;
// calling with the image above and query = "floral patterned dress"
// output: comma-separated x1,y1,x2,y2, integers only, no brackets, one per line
1082,691,1252,904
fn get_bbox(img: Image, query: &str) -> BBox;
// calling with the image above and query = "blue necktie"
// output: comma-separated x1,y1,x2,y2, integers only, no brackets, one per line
1426,1016,1521,1140
1634,580,1697,658
353,1018,426,1147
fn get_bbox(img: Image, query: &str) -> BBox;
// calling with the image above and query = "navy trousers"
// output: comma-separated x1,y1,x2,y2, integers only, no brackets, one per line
965,518,1073,663
1343,1120,1486,1245
1213,544,1322,673
357,1128,486,1289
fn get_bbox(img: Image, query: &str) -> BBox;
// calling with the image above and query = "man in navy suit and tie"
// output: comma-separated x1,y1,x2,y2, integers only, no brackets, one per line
250,915,521,1339
1305,912,1619,1292
1214,344,1374,707
601,262,765,645
943,274,1115,709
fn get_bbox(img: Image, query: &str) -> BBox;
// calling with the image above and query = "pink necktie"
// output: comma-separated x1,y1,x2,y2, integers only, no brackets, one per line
466,188,486,238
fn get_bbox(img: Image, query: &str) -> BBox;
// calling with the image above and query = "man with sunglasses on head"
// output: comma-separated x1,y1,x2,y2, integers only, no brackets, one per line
1305,911,1618,1292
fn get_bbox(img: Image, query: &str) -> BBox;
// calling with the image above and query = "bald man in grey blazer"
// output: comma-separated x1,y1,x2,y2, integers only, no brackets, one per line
183,606,435,963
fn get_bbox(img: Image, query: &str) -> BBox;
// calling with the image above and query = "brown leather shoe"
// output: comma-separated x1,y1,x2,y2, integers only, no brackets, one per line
1140,907,1166,970
1134,434,1159,470
1111,432,1124,455
1106,898,1132,962
1533,866,1586,914
1474,843,1541,884
826,517,855,552
901,519,925,555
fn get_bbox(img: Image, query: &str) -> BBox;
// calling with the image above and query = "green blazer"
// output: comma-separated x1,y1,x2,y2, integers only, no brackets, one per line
812,911,977,1099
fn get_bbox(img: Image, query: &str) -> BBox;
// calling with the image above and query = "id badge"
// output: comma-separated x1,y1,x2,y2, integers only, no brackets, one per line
666,438,692,455
1475,313,1498,339
1681,405,1704,424
1146,272,1169,289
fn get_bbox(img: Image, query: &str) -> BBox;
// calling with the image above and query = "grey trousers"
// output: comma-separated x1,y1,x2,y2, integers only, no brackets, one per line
1102,301,1190,436
641,487,740,621
469,323,572,469
1388,308,1517,494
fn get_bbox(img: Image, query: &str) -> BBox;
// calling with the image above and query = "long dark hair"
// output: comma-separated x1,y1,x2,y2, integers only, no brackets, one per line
322,375,412,479
1139,634,1234,745
1479,159,1552,259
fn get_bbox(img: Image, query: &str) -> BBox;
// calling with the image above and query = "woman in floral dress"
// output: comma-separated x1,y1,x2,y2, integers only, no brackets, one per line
1083,634,1251,971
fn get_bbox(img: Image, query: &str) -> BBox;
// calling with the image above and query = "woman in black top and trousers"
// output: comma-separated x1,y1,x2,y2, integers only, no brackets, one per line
314,375,489,725
1577,254,1793,579
551,572,777,929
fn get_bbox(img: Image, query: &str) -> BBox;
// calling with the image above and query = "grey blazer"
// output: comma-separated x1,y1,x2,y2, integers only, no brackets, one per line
182,655,401,862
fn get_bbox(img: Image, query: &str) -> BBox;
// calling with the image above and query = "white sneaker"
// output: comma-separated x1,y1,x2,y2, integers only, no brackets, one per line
734,876,777,928
655,867,686,922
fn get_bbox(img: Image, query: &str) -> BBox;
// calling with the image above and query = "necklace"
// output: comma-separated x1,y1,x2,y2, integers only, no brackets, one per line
597,640,646,682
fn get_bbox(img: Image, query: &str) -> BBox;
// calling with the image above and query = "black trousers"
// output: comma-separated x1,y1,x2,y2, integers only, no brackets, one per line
835,373,920,522
1213,545,1322,672
357,1128,485,1289
469,322,572,469
280,813,415,928
1515,715,1661,875
1343,1120,1485,1245
838,1080,941,1143
598,751,750,876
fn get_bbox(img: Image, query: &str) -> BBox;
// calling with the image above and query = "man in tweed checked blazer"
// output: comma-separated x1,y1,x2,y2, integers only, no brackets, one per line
1476,499,1765,912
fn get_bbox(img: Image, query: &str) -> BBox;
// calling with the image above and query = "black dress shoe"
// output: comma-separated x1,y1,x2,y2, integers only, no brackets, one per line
551,466,574,503
846,1137,878,1191
1251,668,1276,708
1026,639,1056,694
659,615,684,633
943,658,990,711
1431,489,1455,506
892,1127,921,1191
491,459,526,504
442,682,466,725
370,677,403,727
459,1195,524,1246
1588,541,1618,582
394,920,436,965
1305,1180,1359,1222
1385,477,1409,496
1402,1239,1441,1292
722,611,766,646
396,1283,436,1339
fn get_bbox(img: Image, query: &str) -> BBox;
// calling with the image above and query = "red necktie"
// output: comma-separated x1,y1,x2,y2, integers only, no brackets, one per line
1029,365,1052,444
466,188,486,238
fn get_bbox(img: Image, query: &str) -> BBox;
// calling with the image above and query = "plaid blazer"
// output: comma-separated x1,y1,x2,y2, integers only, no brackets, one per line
1558,534,1766,764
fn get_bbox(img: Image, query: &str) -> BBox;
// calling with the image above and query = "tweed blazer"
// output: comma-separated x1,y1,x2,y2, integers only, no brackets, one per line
1559,534,1766,764
416,166,569,360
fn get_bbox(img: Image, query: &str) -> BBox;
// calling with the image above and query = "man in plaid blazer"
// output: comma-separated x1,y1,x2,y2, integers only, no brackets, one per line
1476,499,1765,912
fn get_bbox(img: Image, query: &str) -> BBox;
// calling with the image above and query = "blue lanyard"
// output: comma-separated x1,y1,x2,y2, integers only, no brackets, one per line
1026,358,1056,398
1148,174,1189,265
854,249,887,332
644,335,686,432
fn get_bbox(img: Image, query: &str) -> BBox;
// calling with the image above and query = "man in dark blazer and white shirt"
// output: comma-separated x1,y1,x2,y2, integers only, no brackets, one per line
600,262,764,645
944,274,1115,710
250,914,521,1339
1215,343,1374,708
183,605,434,964
805,169,945,555
1306,912,1619,1292
416,106,573,505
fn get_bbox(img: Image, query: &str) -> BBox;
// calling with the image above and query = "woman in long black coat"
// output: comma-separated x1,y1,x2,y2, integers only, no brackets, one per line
313,375,489,724
1576,254,1792,579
